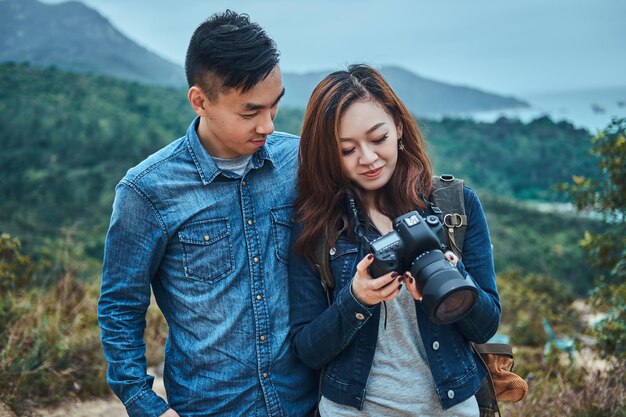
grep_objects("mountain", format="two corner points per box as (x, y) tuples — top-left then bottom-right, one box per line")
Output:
(0, 0), (186, 86)
(282, 66), (528, 116)
(0, 0), (527, 114)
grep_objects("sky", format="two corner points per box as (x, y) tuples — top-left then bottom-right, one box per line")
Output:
(41, 0), (626, 96)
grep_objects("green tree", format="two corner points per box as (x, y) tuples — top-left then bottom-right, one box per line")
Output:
(560, 117), (626, 362)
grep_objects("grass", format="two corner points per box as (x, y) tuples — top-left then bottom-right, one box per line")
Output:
(503, 359), (625, 417)
(0, 274), (167, 415)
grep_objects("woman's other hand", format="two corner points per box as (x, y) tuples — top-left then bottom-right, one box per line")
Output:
(351, 254), (403, 306)
(404, 250), (458, 301)
(444, 250), (459, 267)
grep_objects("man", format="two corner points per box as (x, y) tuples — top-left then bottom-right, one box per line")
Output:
(98, 11), (317, 417)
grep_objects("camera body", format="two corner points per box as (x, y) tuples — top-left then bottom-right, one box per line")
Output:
(367, 211), (477, 325)
(368, 211), (446, 277)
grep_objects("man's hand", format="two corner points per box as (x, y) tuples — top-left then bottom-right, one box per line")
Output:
(159, 409), (180, 417)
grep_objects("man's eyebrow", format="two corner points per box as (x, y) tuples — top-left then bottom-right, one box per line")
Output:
(241, 88), (286, 111)
(339, 122), (387, 141)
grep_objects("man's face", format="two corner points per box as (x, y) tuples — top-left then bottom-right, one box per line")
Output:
(193, 66), (285, 159)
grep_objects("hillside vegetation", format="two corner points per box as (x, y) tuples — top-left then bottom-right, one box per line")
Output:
(0, 63), (603, 291)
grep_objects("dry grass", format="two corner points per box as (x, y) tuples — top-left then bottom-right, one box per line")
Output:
(0, 274), (167, 416)
(502, 354), (625, 417)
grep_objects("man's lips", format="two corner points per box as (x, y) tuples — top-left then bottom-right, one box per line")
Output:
(250, 137), (266, 145)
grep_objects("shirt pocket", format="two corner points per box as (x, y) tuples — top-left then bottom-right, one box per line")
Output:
(178, 218), (234, 284)
(270, 205), (294, 265)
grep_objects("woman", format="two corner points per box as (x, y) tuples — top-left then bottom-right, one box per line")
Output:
(288, 64), (501, 416)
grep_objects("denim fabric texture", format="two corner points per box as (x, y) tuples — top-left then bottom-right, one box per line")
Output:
(99, 117), (317, 417)
(289, 186), (501, 411)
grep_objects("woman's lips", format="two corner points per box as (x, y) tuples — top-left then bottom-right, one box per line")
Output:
(362, 167), (383, 179)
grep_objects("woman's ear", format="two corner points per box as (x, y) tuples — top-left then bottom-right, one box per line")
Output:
(396, 122), (403, 141)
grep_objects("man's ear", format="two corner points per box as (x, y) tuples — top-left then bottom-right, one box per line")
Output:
(188, 86), (208, 116)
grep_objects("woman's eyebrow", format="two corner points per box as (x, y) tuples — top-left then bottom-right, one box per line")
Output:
(339, 122), (386, 141)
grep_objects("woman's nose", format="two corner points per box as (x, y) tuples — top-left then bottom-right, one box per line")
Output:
(359, 145), (378, 165)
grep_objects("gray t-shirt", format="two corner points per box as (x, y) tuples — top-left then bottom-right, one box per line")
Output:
(319, 289), (479, 416)
(212, 154), (252, 177)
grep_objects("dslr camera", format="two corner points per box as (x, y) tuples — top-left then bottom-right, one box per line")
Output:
(367, 211), (477, 325)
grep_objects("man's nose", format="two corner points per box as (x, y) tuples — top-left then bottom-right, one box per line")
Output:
(256, 111), (274, 135)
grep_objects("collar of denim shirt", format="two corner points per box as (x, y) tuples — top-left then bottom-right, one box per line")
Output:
(185, 116), (275, 185)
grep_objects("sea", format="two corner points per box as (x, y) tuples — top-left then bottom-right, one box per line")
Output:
(451, 86), (626, 134)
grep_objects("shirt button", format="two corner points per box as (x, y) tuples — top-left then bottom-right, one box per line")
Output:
(260, 335), (266, 341)
(253, 257), (260, 263)
(247, 219), (253, 225)
(447, 390), (455, 399)
(262, 373), (268, 378)
(355, 313), (365, 320)
(242, 181), (247, 186)
(432, 341), (440, 350)
(329, 247), (336, 256)
(256, 295), (262, 301)
(203, 235), (210, 241)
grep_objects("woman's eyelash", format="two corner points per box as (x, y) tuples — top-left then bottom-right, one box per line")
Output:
(373, 134), (389, 143)
(341, 148), (356, 155)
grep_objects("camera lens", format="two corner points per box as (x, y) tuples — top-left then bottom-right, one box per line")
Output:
(409, 251), (478, 325)
(433, 289), (477, 324)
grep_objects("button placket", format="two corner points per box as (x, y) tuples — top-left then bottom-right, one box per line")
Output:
(239, 178), (273, 403)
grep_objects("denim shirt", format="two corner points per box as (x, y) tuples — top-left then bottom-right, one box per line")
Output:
(98, 117), (317, 417)
(288, 187), (500, 411)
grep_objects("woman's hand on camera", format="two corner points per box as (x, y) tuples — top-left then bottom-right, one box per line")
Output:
(403, 271), (421, 301)
(444, 250), (459, 266)
(351, 254), (403, 307)
(404, 251), (459, 301)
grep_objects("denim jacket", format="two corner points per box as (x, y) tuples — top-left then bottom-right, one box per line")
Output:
(288, 186), (500, 411)
(98, 117), (317, 417)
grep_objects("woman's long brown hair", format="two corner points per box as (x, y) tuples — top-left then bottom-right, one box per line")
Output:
(295, 64), (433, 262)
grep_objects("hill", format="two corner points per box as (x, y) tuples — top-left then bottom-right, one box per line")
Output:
(282, 66), (529, 115)
(0, 0), (186, 86)
(0, 63), (604, 292)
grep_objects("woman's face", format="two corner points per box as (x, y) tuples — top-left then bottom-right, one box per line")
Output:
(338, 99), (402, 194)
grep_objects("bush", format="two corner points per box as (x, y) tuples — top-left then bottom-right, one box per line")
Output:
(0, 233), (33, 292)
(497, 271), (583, 347)
(503, 362), (625, 417)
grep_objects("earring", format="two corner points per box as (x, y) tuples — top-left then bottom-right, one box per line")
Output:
(398, 138), (405, 152)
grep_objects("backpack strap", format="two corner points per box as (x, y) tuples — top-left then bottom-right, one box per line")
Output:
(313, 234), (335, 305)
(430, 174), (467, 259)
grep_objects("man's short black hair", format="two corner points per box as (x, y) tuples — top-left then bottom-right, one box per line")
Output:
(185, 10), (280, 101)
